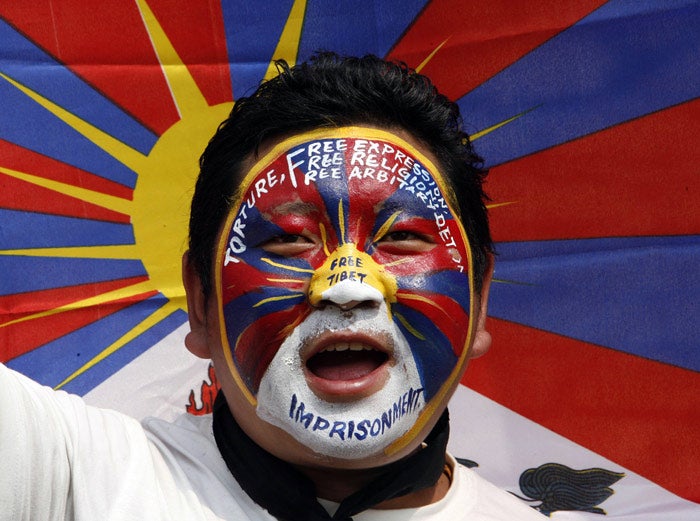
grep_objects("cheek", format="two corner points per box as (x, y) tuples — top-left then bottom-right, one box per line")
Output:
(379, 240), (472, 403)
(220, 247), (313, 396)
(228, 300), (310, 394)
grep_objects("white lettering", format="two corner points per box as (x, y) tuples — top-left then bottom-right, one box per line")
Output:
(286, 148), (305, 188)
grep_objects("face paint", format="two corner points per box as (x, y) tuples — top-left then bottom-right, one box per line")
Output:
(215, 127), (475, 458)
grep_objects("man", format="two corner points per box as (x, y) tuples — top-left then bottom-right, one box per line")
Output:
(1, 53), (543, 519)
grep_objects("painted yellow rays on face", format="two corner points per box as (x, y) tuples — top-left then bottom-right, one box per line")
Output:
(216, 127), (478, 457)
(308, 226), (399, 309)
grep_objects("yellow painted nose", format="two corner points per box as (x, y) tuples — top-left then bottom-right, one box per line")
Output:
(308, 243), (397, 308)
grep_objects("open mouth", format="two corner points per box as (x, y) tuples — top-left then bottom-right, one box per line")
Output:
(306, 342), (389, 381)
(303, 335), (392, 400)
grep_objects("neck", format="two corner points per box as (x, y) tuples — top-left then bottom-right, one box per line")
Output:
(296, 457), (451, 509)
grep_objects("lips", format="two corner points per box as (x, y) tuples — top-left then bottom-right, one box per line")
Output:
(303, 333), (392, 400)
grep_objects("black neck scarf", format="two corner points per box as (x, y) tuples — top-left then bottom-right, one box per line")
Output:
(212, 392), (450, 521)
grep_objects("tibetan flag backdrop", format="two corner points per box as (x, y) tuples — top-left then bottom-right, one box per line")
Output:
(1, 1), (698, 518)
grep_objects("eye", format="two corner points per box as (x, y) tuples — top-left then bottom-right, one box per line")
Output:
(376, 230), (434, 253)
(269, 234), (308, 244)
(261, 234), (316, 256)
(381, 231), (420, 242)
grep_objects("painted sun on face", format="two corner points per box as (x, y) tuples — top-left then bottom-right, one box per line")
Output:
(215, 127), (475, 458)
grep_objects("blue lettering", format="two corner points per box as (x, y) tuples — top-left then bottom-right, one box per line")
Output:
(289, 394), (298, 418)
(355, 420), (370, 440)
(295, 400), (314, 428)
(287, 387), (425, 442)
(312, 416), (330, 432)
(370, 419), (381, 437)
(347, 420), (355, 439)
(381, 411), (392, 433)
(329, 421), (346, 440)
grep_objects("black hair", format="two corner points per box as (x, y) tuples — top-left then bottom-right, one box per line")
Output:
(189, 52), (492, 299)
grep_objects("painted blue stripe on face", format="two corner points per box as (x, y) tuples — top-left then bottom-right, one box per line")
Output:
(393, 303), (456, 401)
(395, 270), (471, 311)
(289, 143), (351, 245)
(224, 203), (314, 274)
(223, 288), (306, 338)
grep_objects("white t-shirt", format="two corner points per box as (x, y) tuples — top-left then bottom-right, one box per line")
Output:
(0, 364), (543, 520)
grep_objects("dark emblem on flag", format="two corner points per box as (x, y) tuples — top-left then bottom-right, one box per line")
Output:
(455, 457), (479, 468)
(514, 463), (624, 516)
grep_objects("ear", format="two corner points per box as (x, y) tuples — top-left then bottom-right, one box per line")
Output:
(182, 251), (212, 359)
(468, 254), (494, 360)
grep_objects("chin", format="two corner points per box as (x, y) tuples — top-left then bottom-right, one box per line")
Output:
(255, 305), (427, 461)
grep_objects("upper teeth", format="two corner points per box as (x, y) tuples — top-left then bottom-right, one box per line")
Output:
(322, 342), (374, 353)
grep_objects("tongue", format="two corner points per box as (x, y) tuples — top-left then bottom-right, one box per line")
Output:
(307, 350), (385, 381)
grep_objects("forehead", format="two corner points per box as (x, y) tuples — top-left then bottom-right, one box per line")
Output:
(234, 127), (457, 212)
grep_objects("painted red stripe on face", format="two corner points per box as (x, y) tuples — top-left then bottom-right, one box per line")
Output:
(234, 303), (309, 393)
(397, 290), (470, 357)
(221, 261), (305, 305)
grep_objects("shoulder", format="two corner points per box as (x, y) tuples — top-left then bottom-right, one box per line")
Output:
(350, 455), (544, 521)
(142, 413), (277, 520)
(0, 365), (273, 520)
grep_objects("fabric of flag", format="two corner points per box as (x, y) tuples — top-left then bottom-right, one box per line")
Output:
(0, 1), (697, 519)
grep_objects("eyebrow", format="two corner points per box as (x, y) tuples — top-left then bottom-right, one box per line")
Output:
(374, 198), (432, 219)
(269, 201), (319, 215)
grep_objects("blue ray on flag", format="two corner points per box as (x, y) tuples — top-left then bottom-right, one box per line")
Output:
(0, 81), (137, 189)
(490, 235), (700, 371)
(60, 308), (188, 395)
(297, 0), (428, 59)
(0, 19), (156, 161)
(0, 210), (134, 249)
(221, 0), (297, 98)
(0, 256), (147, 295)
(6, 294), (176, 391)
(459, 0), (700, 166)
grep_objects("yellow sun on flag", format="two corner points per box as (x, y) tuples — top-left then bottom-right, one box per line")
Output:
(0, 0), (315, 389)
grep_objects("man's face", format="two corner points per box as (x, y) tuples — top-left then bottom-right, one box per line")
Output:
(213, 127), (477, 460)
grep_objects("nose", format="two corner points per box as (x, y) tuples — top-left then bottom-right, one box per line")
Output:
(314, 278), (384, 311)
(308, 243), (397, 309)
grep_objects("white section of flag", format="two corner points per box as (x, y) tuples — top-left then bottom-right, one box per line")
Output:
(448, 384), (700, 519)
(84, 323), (210, 421)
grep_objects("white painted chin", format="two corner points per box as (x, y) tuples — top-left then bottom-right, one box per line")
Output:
(255, 304), (425, 460)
